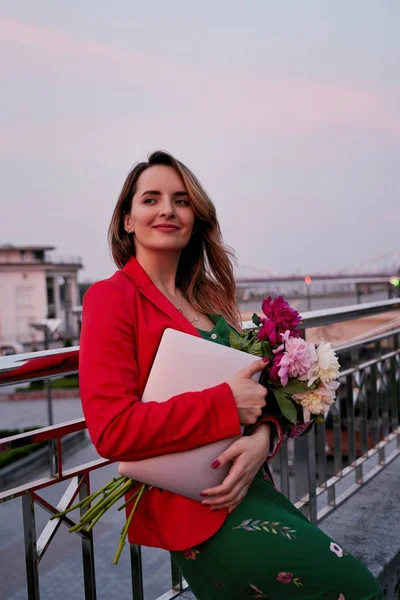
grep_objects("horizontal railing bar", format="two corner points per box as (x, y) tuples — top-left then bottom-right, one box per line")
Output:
(0, 345), (79, 387)
(335, 327), (400, 354)
(0, 457), (110, 503)
(0, 417), (86, 450)
(338, 348), (400, 378)
(155, 586), (190, 600)
(297, 298), (400, 329)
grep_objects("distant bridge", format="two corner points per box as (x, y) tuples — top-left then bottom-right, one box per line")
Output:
(235, 250), (400, 283)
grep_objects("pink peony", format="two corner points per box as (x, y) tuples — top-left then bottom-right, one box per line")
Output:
(277, 331), (317, 387)
(277, 572), (293, 584)
(258, 296), (301, 344)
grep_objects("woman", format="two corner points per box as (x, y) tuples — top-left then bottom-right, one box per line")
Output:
(79, 151), (383, 599)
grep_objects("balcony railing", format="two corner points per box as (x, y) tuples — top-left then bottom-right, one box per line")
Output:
(1, 298), (399, 600)
(44, 253), (83, 266)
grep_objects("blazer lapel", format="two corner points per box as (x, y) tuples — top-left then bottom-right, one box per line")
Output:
(122, 257), (201, 337)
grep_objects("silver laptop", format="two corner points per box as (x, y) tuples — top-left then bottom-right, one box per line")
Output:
(118, 328), (260, 501)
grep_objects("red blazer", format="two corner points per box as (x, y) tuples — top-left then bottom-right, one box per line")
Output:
(79, 257), (280, 551)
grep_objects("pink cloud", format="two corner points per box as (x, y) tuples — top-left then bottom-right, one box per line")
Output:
(1, 16), (399, 157)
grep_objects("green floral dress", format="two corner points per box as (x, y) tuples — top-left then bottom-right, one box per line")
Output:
(170, 316), (383, 600)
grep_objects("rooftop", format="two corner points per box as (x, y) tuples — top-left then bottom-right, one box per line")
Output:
(0, 244), (55, 252)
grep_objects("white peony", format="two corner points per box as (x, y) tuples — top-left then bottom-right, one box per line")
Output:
(307, 341), (340, 385)
(293, 381), (339, 416)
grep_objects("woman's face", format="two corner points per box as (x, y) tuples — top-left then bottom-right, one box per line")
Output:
(125, 165), (196, 255)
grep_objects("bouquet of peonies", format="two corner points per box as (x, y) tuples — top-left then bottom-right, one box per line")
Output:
(231, 295), (340, 435)
(52, 295), (339, 564)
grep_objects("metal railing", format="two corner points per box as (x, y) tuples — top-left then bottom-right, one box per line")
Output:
(1, 298), (400, 600)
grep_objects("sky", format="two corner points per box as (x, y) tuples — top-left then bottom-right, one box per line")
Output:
(1, 1), (399, 282)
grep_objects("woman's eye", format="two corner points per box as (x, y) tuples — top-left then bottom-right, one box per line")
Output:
(175, 199), (189, 206)
(143, 198), (157, 204)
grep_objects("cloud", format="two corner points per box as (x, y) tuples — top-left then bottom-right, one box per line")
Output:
(1, 15), (399, 162)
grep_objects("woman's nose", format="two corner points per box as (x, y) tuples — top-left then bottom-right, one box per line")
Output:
(159, 200), (175, 218)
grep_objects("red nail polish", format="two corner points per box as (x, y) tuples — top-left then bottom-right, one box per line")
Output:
(211, 460), (220, 469)
(200, 492), (207, 497)
(262, 357), (269, 363)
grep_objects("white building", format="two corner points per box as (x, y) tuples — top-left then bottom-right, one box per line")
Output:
(0, 244), (83, 346)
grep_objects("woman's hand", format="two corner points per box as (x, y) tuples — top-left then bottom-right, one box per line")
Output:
(226, 359), (268, 426)
(200, 424), (271, 513)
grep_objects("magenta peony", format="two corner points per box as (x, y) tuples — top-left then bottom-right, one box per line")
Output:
(258, 296), (301, 344)
(269, 351), (284, 381)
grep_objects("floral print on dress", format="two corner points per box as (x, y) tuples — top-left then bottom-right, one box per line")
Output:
(330, 542), (344, 557)
(250, 583), (269, 598)
(277, 572), (303, 587)
(233, 519), (297, 540)
(182, 548), (200, 560)
(338, 595), (345, 600)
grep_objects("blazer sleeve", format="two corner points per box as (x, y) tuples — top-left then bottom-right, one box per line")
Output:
(79, 280), (241, 462)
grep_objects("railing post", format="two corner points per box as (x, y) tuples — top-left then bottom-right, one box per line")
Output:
(170, 554), (184, 594)
(369, 364), (379, 447)
(130, 544), (144, 600)
(345, 374), (356, 466)
(79, 475), (97, 600)
(316, 420), (327, 488)
(22, 493), (40, 600)
(294, 432), (317, 522)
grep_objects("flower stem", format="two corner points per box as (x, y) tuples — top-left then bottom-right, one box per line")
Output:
(51, 476), (125, 521)
(117, 486), (142, 511)
(113, 484), (147, 565)
(69, 479), (134, 532)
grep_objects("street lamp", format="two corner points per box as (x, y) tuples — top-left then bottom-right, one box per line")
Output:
(304, 276), (312, 311)
(29, 319), (62, 426)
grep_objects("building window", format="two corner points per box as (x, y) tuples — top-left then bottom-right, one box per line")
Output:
(33, 250), (44, 261)
(20, 251), (26, 261)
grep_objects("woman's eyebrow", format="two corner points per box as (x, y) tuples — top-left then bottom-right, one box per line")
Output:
(141, 190), (161, 197)
(141, 190), (188, 197)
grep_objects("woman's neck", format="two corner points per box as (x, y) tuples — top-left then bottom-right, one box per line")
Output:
(135, 250), (180, 297)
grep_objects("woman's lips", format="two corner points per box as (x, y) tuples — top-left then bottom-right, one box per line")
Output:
(153, 225), (181, 232)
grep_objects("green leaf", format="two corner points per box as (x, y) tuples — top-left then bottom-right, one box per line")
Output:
(252, 313), (261, 326)
(273, 389), (297, 424)
(230, 331), (242, 350)
(279, 379), (310, 395)
(247, 340), (263, 357)
(260, 341), (274, 359)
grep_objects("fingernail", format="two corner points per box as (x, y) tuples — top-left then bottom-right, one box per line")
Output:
(211, 460), (220, 469)
(200, 492), (207, 497)
(262, 357), (269, 363)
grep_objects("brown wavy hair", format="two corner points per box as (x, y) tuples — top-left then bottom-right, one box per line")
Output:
(108, 150), (241, 328)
